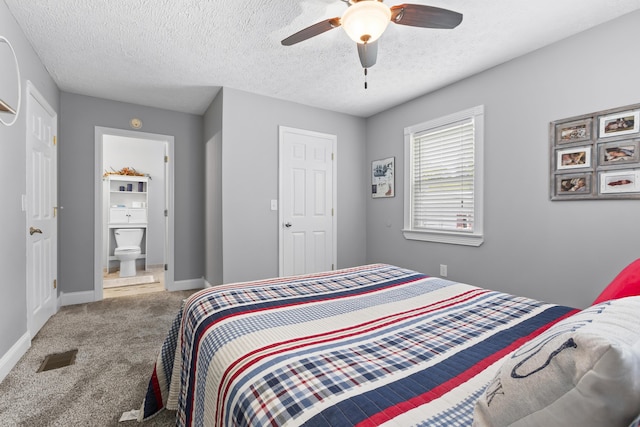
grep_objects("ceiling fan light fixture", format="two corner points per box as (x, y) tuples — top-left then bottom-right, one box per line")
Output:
(341, 0), (391, 44)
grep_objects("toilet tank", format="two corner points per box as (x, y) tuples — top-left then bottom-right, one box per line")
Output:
(114, 228), (143, 247)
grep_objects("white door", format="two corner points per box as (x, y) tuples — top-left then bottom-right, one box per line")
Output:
(279, 127), (336, 276)
(26, 82), (57, 337)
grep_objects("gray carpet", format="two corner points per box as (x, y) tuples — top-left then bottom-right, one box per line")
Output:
(0, 289), (196, 426)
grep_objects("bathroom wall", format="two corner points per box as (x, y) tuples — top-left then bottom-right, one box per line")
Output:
(103, 134), (166, 266)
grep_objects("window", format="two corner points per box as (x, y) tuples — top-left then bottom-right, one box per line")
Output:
(403, 105), (484, 246)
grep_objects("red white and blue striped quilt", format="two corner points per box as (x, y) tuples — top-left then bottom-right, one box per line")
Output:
(139, 264), (576, 426)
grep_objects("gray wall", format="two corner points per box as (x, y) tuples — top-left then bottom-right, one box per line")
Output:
(365, 10), (640, 309)
(203, 90), (223, 286)
(59, 92), (204, 292)
(0, 2), (59, 358)
(214, 88), (367, 283)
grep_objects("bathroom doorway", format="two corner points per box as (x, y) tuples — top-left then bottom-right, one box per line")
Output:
(94, 127), (174, 300)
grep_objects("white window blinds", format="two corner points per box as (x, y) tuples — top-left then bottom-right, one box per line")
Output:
(411, 118), (475, 232)
(404, 105), (484, 246)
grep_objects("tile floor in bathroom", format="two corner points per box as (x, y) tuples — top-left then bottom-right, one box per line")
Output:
(103, 265), (165, 298)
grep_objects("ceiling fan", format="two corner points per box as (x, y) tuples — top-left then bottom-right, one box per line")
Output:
(281, 0), (463, 86)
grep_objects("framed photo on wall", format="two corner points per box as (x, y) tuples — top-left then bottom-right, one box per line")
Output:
(598, 110), (639, 139)
(553, 172), (592, 199)
(556, 146), (591, 170)
(555, 118), (592, 144)
(599, 170), (640, 194)
(372, 157), (394, 198)
(598, 140), (640, 167)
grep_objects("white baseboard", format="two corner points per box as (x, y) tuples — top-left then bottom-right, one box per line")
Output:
(0, 332), (30, 383)
(169, 277), (205, 292)
(60, 290), (95, 306)
(59, 279), (203, 306)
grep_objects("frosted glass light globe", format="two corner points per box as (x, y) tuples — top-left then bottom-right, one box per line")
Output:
(341, 1), (391, 43)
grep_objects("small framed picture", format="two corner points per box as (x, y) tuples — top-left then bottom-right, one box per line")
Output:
(598, 140), (640, 167)
(555, 118), (592, 144)
(556, 146), (591, 170)
(598, 110), (639, 139)
(372, 157), (394, 198)
(599, 169), (640, 194)
(554, 173), (592, 198)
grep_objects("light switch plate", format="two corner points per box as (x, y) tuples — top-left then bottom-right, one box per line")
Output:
(440, 264), (448, 277)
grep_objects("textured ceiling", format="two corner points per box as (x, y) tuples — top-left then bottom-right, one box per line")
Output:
(5, 0), (640, 117)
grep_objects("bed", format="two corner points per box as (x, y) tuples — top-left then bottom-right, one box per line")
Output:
(139, 263), (640, 426)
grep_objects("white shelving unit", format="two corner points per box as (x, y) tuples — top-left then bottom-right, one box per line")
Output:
(105, 175), (149, 272)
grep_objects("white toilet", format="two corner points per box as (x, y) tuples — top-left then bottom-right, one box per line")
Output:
(114, 228), (143, 277)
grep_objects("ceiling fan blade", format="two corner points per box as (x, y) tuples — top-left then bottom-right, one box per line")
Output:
(357, 40), (378, 68)
(390, 4), (463, 29)
(281, 17), (341, 46)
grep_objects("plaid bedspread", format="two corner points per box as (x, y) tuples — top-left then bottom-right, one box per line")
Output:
(139, 264), (576, 426)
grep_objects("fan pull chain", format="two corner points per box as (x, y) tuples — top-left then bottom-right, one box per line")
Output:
(364, 68), (368, 90)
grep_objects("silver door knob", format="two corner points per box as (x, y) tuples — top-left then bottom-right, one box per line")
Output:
(29, 226), (42, 235)
(284, 222), (292, 228)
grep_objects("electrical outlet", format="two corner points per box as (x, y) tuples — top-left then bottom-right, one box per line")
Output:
(440, 264), (448, 277)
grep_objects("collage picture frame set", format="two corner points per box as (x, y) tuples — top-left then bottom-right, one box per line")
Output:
(550, 102), (640, 200)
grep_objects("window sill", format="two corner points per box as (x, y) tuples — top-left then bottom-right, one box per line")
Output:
(402, 229), (484, 247)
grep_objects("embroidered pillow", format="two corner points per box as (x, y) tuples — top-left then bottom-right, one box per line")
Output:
(593, 258), (640, 304)
(472, 296), (640, 427)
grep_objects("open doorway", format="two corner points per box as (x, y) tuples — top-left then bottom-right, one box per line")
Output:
(94, 127), (174, 300)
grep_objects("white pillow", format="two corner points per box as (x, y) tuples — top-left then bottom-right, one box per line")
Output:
(473, 296), (640, 427)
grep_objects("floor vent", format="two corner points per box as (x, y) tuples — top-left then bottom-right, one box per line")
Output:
(37, 349), (78, 373)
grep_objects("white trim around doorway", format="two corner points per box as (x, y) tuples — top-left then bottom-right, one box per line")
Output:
(94, 126), (175, 301)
